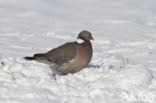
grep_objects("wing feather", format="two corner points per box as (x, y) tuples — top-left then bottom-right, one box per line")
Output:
(46, 42), (78, 65)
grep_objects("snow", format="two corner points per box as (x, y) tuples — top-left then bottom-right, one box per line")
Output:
(0, 0), (156, 103)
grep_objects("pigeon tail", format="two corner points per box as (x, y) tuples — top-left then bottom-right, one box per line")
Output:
(24, 53), (47, 61)
(24, 56), (34, 60)
(34, 54), (47, 60)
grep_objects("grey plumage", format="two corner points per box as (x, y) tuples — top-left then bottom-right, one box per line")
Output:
(46, 42), (78, 65)
(24, 30), (94, 75)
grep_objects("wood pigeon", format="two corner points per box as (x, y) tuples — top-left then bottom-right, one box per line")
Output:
(24, 30), (94, 75)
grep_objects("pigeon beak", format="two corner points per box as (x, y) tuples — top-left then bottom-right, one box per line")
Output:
(91, 37), (94, 41)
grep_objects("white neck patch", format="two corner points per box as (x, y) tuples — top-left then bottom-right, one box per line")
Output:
(76, 38), (85, 44)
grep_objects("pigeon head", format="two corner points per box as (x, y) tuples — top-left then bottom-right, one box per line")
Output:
(77, 31), (94, 44)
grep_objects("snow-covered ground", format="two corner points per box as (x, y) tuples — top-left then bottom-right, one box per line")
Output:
(0, 0), (156, 103)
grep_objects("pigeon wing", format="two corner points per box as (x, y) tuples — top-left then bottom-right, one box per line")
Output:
(46, 42), (78, 65)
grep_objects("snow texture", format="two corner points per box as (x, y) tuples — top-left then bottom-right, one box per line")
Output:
(0, 0), (156, 103)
